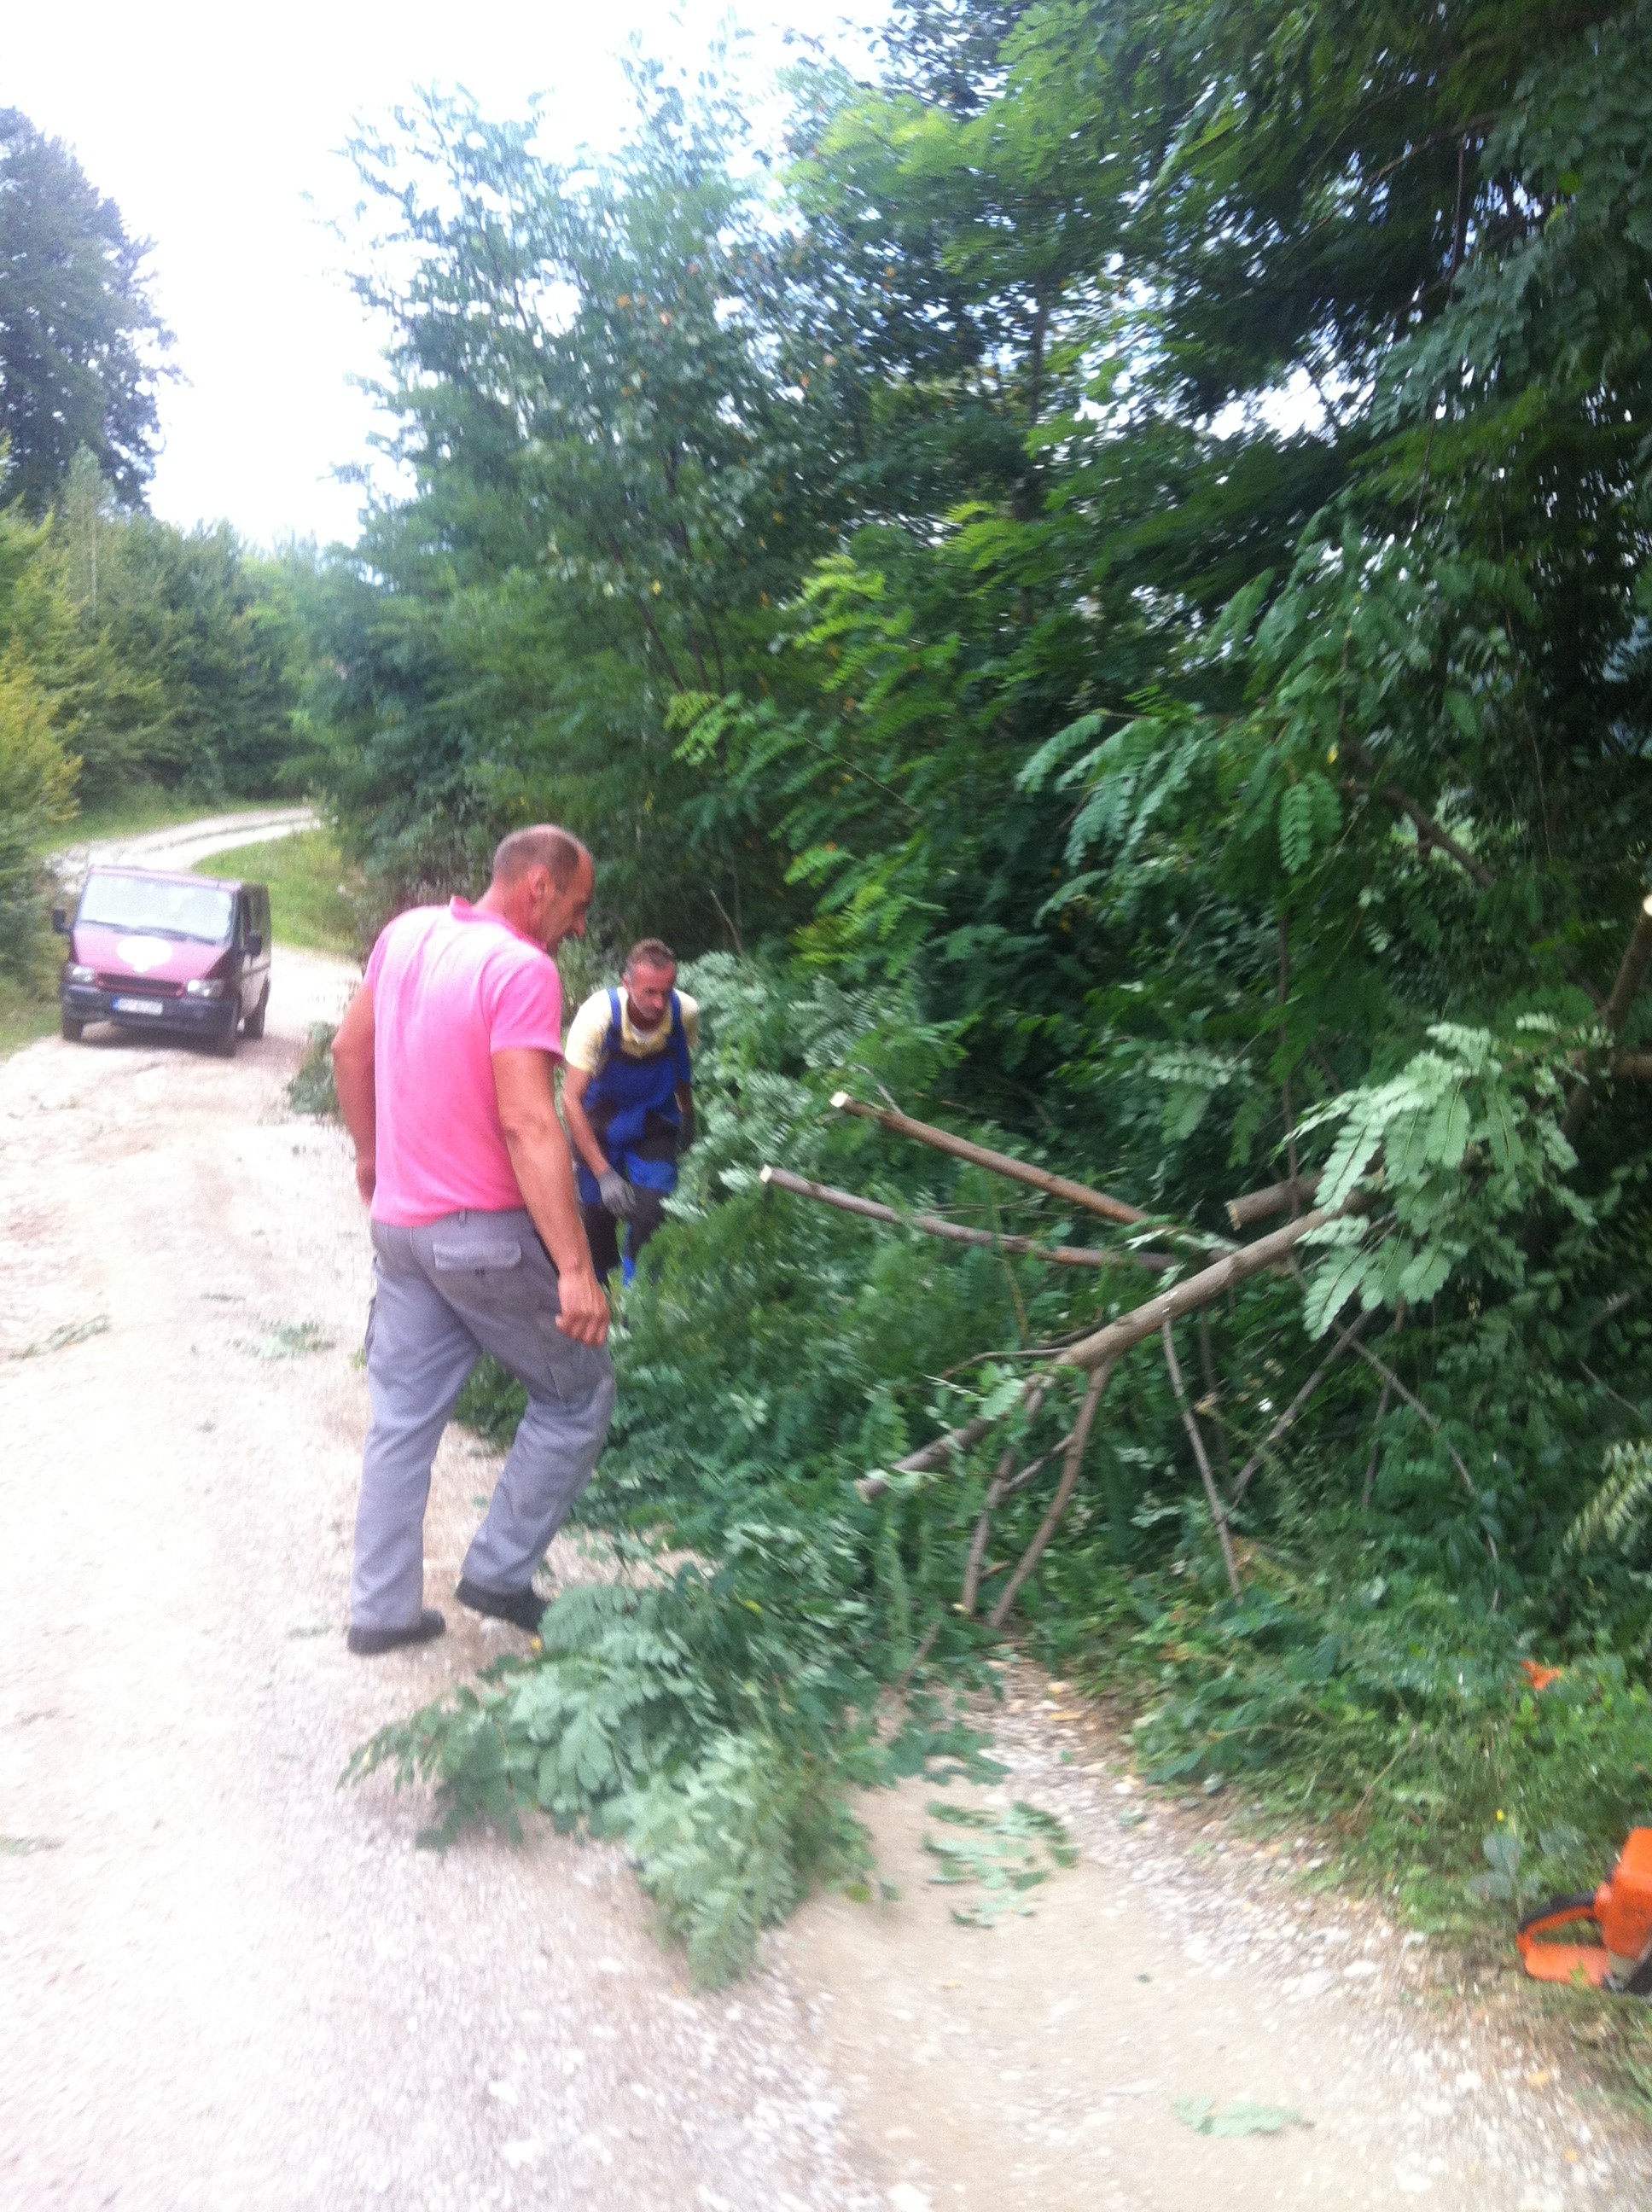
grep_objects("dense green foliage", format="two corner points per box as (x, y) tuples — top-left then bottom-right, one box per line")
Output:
(0, 459), (311, 990)
(337, 1), (1652, 1968)
(0, 505), (77, 988)
(11, 456), (307, 806)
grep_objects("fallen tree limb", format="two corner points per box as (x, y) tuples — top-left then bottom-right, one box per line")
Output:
(961, 1382), (1051, 1616)
(1161, 1322), (1242, 1597)
(875, 1412), (1000, 1487)
(1056, 1206), (1340, 1374)
(830, 1092), (1149, 1227)
(999, 1440), (1066, 1499)
(759, 1166), (1154, 1272)
(1361, 1373), (1395, 1510)
(1198, 1307), (1231, 1481)
(1231, 1307), (1378, 1502)
(1601, 894), (1652, 1034)
(988, 1363), (1114, 1629)
(1226, 1173), (1321, 1231)
(1342, 1333), (1481, 1514)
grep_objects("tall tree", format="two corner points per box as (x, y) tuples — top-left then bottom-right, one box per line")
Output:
(0, 110), (170, 515)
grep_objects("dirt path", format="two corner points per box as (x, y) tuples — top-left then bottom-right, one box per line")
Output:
(3, 942), (1649, 2210)
(0, 953), (871, 2212)
(50, 803), (320, 888)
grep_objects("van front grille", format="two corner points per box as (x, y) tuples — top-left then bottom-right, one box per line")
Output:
(97, 975), (183, 997)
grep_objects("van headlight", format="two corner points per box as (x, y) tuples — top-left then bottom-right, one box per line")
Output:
(184, 978), (227, 998)
(67, 964), (96, 983)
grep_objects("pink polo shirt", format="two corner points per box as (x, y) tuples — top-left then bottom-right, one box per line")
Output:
(365, 899), (564, 1226)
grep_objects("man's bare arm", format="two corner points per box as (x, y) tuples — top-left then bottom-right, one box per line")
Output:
(332, 985), (377, 1206)
(559, 1064), (612, 1180)
(493, 1049), (609, 1348)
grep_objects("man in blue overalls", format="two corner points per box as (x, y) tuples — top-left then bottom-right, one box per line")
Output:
(561, 938), (697, 1285)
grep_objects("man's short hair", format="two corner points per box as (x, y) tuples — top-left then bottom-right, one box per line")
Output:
(625, 937), (678, 975)
(492, 824), (586, 891)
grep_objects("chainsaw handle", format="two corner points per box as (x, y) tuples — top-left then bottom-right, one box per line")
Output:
(1516, 1895), (1598, 1941)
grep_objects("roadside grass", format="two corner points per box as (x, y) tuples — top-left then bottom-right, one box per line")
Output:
(0, 975), (59, 1058)
(0, 928), (67, 1060)
(30, 783), (262, 857)
(196, 830), (367, 959)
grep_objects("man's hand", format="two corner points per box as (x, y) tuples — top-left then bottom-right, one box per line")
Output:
(556, 1262), (610, 1347)
(331, 985), (378, 1208)
(493, 1047), (612, 1350)
(597, 1167), (635, 1219)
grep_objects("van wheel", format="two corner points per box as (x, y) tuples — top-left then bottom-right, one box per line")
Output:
(61, 1012), (84, 1042)
(213, 1017), (240, 1059)
(244, 984), (269, 1040)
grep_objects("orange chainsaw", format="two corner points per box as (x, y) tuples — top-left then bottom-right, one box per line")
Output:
(1518, 1829), (1652, 1992)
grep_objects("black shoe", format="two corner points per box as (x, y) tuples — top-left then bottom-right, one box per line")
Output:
(456, 1575), (550, 1635)
(346, 1608), (445, 1656)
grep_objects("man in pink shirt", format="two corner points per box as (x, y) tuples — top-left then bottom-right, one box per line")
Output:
(330, 824), (615, 1655)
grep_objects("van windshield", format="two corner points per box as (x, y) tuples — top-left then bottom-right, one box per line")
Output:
(78, 873), (235, 945)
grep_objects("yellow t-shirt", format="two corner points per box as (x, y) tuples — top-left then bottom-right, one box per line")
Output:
(563, 987), (700, 1078)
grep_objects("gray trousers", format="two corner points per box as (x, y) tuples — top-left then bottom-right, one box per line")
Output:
(349, 1208), (617, 1633)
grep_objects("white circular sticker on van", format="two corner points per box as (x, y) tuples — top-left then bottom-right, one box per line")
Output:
(114, 935), (172, 973)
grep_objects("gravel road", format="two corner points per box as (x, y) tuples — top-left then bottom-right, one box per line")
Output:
(50, 804), (320, 888)
(3, 934), (1650, 2211)
(0, 950), (875, 2212)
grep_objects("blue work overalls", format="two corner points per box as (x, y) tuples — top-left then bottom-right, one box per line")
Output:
(573, 989), (692, 1284)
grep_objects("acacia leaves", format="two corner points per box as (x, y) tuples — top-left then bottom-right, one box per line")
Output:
(1296, 1022), (1589, 1336)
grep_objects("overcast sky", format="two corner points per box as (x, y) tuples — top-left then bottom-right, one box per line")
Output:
(8, 1), (876, 550)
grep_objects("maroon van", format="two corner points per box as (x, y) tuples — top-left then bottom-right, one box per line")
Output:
(54, 868), (272, 1057)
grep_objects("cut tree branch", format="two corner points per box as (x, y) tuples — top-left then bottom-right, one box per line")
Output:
(961, 1382), (1050, 1615)
(1362, 1373), (1395, 1510)
(759, 1167), (1155, 1272)
(1601, 894), (1652, 1034)
(1161, 1323), (1242, 1596)
(870, 1412), (1000, 1491)
(1231, 1307), (1378, 1501)
(1341, 1333), (1480, 1511)
(1226, 1173), (1321, 1231)
(988, 1363), (1113, 1629)
(831, 1093), (1149, 1227)
(1057, 1207), (1342, 1374)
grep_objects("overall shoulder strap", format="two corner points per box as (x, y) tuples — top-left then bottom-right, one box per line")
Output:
(587, 987), (621, 1080)
(668, 991), (692, 1085)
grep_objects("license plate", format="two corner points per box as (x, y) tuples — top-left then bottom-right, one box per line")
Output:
(113, 997), (165, 1016)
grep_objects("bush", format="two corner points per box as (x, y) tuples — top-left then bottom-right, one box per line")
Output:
(287, 1023), (338, 1116)
(0, 649), (75, 983)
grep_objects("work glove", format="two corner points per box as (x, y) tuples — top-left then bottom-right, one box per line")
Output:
(597, 1168), (636, 1219)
